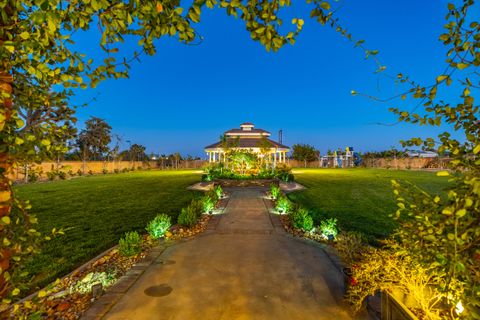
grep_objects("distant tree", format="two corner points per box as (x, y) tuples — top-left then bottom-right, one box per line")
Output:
(129, 144), (147, 162)
(76, 117), (112, 161)
(292, 144), (318, 167)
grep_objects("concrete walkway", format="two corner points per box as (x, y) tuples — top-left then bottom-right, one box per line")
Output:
(102, 188), (354, 320)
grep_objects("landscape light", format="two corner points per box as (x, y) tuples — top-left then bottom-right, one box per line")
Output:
(455, 301), (464, 315)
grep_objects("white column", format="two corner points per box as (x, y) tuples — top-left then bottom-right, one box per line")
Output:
(209, 152), (212, 163)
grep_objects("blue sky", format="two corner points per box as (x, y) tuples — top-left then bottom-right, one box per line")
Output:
(71, 0), (466, 157)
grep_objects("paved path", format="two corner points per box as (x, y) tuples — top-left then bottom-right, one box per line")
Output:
(102, 188), (354, 320)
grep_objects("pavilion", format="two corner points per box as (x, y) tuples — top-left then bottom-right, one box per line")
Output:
(204, 123), (290, 164)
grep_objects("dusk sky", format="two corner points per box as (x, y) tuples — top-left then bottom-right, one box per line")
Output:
(70, 0), (469, 157)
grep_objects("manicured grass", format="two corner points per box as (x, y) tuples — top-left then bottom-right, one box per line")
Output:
(14, 170), (201, 294)
(288, 168), (450, 241)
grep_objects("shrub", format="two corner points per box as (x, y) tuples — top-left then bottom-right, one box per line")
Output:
(319, 218), (338, 240)
(137, 166), (142, 170)
(121, 168), (129, 173)
(189, 199), (204, 217)
(201, 174), (212, 182)
(46, 171), (57, 181)
(202, 195), (215, 214)
(214, 185), (224, 199)
(102, 169), (108, 174)
(275, 194), (292, 214)
(274, 164), (294, 182)
(77, 169), (83, 176)
(70, 271), (117, 294)
(335, 231), (365, 266)
(114, 168), (120, 174)
(67, 169), (75, 177)
(58, 171), (67, 180)
(289, 207), (313, 231)
(88, 170), (94, 175)
(118, 231), (142, 257)
(177, 206), (197, 227)
(269, 183), (281, 200)
(146, 214), (171, 239)
(28, 171), (39, 182)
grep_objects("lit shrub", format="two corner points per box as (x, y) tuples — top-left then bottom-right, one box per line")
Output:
(202, 194), (216, 214)
(275, 194), (292, 214)
(334, 231), (365, 266)
(319, 218), (338, 240)
(102, 169), (108, 174)
(289, 207), (314, 231)
(269, 183), (281, 200)
(88, 170), (94, 175)
(118, 231), (142, 257)
(214, 185), (224, 199)
(70, 271), (117, 294)
(146, 214), (172, 239)
(114, 168), (120, 174)
(177, 206), (197, 227)
(77, 169), (83, 176)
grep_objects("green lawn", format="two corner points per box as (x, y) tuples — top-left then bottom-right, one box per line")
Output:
(288, 168), (450, 241)
(14, 170), (201, 294)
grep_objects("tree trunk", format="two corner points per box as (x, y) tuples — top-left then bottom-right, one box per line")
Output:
(0, 71), (14, 299)
(304, 159), (307, 168)
(24, 163), (29, 183)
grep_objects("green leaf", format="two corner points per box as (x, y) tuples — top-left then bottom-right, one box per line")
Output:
(20, 32), (30, 40)
(320, 2), (331, 10)
(436, 75), (448, 83)
(473, 144), (480, 155)
(455, 209), (466, 217)
(1, 216), (10, 225)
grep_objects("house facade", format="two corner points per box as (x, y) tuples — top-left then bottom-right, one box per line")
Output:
(204, 123), (290, 164)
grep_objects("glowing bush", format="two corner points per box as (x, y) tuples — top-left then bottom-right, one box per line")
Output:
(275, 194), (292, 214)
(178, 206), (197, 227)
(319, 218), (338, 240)
(269, 183), (281, 200)
(214, 185), (224, 199)
(118, 231), (142, 257)
(289, 207), (314, 231)
(70, 271), (117, 294)
(202, 196), (215, 214)
(146, 214), (172, 239)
